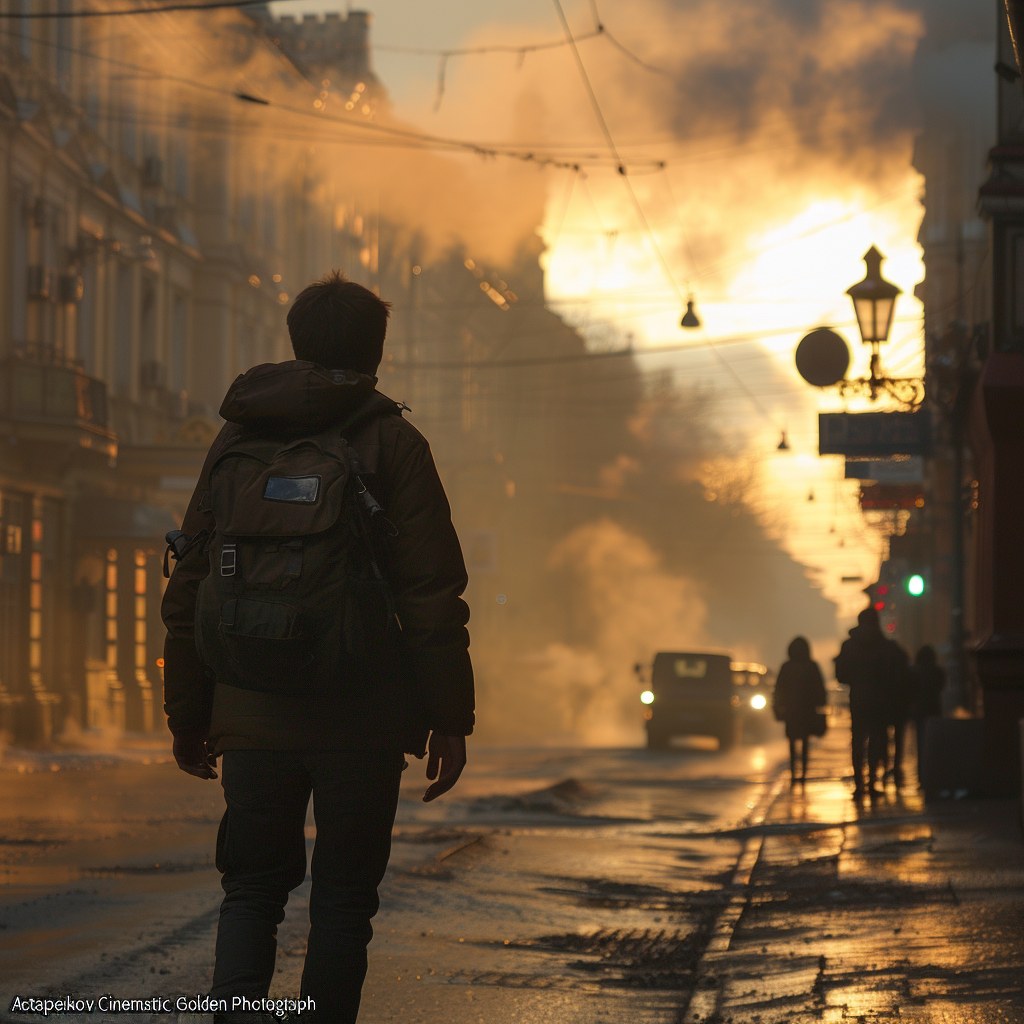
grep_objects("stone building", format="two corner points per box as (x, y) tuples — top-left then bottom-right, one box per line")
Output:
(0, 1), (381, 741)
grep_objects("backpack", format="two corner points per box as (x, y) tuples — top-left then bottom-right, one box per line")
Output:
(190, 413), (398, 697)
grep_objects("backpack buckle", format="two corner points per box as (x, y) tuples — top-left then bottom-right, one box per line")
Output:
(220, 539), (237, 577)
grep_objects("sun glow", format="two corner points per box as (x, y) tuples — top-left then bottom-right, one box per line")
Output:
(542, 168), (925, 630)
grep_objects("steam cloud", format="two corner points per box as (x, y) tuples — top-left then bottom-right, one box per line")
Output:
(132, 0), (952, 745)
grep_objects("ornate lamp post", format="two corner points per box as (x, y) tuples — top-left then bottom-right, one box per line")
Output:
(795, 246), (924, 408)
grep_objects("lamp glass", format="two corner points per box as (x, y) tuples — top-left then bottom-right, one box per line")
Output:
(876, 293), (896, 343)
(853, 296), (876, 343)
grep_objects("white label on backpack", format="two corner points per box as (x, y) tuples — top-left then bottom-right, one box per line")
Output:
(263, 475), (321, 503)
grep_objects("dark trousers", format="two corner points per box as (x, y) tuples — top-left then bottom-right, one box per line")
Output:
(788, 737), (809, 780)
(890, 716), (909, 783)
(210, 749), (404, 1023)
(850, 711), (887, 791)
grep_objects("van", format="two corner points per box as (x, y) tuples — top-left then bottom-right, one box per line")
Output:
(639, 652), (774, 749)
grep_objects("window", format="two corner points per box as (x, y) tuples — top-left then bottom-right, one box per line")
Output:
(85, 82), (100, 130)
(239, 194), (254, 235)
(114, 263), (133, 396)
(170, 293), (187, 395)
(121, 87), (136, 161)
(174, 122), (189, 198)
(0, 494), (28, 699)
(10, 190), (28, 343)
(263, 194), (276, 249)
(55, 0), (72, 91)
(77, 260), (97, 373)
(19, 0), (31, 60)
(139, 278), (157, 367)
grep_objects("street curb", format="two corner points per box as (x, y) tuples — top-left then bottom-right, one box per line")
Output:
(682, 762), (791, 1023)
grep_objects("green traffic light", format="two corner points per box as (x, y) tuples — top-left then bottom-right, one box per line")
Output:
(906, 573), (925, 596)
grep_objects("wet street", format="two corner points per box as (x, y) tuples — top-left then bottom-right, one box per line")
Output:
(0, 735), (783, 1022)
(1, 727), (1023, 1023)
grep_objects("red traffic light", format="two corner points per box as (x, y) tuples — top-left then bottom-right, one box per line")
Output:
(877, 585), (889, 595)
(874, 601), (885, 611)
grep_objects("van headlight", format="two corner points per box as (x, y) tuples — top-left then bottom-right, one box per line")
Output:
(750, 694), (767, 710)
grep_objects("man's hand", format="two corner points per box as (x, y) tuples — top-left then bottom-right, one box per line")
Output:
(173, 733), (218, 780)
(423, 733), (466, 802)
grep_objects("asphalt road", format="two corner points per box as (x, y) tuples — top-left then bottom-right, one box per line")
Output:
(0, 733), (791, 1023)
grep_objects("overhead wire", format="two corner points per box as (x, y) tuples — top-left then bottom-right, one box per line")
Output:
(4, 22), (924, 183)
(550, 0), (776, 427)
(0, 24), (666, 171)
(658, 166), (701, 290)
(389, 318), (869, 371)
(10, 12), (928, 404)
(543, 167), (579, 263)
(584, 0), (670, 77)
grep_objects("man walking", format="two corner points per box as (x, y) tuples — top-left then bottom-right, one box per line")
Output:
(885, 637), (914, 788)
(162, 271), (474, 1023)
(834, 607), (904, 799)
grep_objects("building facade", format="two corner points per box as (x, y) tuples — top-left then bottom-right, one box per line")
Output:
(0, 0), (382, 741)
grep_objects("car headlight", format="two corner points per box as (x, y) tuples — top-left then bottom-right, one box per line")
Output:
(750, 694), (767, 710)
(640, 690), (655, 705)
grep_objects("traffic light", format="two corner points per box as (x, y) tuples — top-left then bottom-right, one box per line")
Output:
(903, 570), (929, 597)
(864, 580), (898, 633)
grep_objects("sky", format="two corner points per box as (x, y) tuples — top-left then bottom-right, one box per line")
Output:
(266, 0), (987, 634)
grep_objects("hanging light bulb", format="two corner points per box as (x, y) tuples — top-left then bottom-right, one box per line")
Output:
(680, 297), (701, 329)
(777, 431), (790, 451)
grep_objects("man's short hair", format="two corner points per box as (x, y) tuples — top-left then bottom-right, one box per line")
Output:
(287, 271), (391, 376)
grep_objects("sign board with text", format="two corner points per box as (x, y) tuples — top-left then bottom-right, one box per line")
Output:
(819, 411), (931, 457)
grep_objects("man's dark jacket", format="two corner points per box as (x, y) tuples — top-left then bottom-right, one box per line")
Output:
(834, 622), (908, 721)
(161, 361), (474, 755)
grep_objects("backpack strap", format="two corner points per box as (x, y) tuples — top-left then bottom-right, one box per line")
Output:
(338, 392), (403, 476)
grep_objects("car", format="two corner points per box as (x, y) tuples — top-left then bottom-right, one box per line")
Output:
(637, 652), (775, 750)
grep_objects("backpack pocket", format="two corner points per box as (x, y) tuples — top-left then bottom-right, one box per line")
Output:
(218, 597), (313, 692)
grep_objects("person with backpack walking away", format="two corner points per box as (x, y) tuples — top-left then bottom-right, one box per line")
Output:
(161, 271), (474, 1024)
(772, 637), (827, 784)
(834, 606), (905, 800)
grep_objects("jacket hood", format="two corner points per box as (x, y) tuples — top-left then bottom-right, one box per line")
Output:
(219, 361), (397, 434)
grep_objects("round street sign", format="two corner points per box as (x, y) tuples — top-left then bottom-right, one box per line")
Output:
(795, 328), (851, 387)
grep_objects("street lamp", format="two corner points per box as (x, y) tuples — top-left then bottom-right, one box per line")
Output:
(794, 245), (924, 407)
(680, 297), (701, 329)
(847, 246), (901, 346)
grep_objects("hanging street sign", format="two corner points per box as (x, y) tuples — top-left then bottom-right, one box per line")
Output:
(844, 456), (924, 484)
(858, 484), (925, 510)
(819, 411), (931, 457)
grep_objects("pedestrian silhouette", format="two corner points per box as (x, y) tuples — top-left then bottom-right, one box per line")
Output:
(772, 636), (827, 784)
(909, 644), (946, 788)
(884, 634), (913, 788)
(835, 607), (906, 799)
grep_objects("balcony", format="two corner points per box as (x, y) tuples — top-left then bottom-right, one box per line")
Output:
(0, 346), (117, 458)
